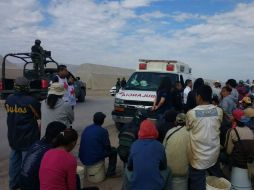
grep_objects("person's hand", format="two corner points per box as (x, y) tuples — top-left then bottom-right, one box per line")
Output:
(151, 105), (158, 111)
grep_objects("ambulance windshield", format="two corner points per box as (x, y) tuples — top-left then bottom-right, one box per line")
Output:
(125, 72), (178, 91)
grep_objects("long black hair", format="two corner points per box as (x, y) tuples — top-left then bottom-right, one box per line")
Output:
(53, 128), (78, 147)
(46, 94), (63, 109)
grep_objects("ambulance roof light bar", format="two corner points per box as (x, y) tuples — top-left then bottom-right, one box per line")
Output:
(139, 59), (178, 63)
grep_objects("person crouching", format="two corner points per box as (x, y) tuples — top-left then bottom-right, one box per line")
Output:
(122, 120), (171, 190)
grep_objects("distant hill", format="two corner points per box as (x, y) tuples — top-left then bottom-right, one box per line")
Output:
(0, 55), (22, 78)
(76, 63), (134, 90)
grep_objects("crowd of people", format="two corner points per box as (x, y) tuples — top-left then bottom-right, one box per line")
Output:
(4, 71), (254, 190)
(4, 64), (99, 190)
(118, 78), (254, 190)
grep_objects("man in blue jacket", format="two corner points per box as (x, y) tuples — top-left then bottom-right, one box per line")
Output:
(5, 77), (41, 190)
(79, 112), (117, 176)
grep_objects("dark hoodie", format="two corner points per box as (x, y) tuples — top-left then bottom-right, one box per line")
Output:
(127, 120), (167, 190)
(186, 78), (204, 112)
(5, 92), (41, 151)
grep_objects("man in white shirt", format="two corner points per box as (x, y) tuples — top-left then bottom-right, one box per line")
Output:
(51, 65), (70, 102)
(186, 85), (223, 190)
(183, 79), (192, 104)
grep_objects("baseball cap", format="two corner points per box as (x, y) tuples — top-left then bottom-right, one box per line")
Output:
(232, 109), (250, 123)
(240, 97), (252, 104)
(48, 83), (65, 96)
(176, 113), (186, 124)
(15, 77), (29, 86)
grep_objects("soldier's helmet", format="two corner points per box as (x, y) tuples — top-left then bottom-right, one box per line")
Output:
(35, 39), (41, 45)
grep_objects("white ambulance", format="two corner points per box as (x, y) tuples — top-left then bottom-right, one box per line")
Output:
(112, 59), (192, 129)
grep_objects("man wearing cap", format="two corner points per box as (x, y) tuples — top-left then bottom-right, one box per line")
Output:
(41, 82), (74, 136)
(20, 121), (67, 190)
(5, 77), (41, 190)
(212, 80), (221, 99)
(163, 113), (189, 184)
(79, 112), (117, 177)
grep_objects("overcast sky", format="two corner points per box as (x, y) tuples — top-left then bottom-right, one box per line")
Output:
(0, 0), (254, 81)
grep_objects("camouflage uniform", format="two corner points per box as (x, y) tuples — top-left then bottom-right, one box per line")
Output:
(31, 44), (44, 75)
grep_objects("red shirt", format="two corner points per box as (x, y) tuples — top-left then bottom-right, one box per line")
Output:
(39, 149), (77, 190)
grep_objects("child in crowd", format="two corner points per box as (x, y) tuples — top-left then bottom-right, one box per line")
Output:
(68, 76), (77, 109)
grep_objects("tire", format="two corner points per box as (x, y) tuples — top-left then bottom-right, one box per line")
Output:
(78, 89), (85, 102)
(115, 122), (124, 131)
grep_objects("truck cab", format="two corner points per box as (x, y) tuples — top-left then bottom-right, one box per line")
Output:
(112, 59), (192, 129)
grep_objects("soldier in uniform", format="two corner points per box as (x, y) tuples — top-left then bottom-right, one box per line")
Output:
(31, 39), (44, 75)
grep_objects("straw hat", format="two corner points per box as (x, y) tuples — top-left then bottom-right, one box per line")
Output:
(48, 83), (65, 96)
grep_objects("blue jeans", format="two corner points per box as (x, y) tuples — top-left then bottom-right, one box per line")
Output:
(9, 150), (27, 189)
(189, 163), (225, 190)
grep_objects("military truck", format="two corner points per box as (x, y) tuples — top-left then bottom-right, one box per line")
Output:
(0, 52), (86, 101)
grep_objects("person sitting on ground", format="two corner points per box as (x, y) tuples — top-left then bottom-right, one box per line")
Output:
(41, 82), (74, 136)
(122, 120), (171, 190)
(163, 113), (189, 189)
(39, 128), (78, 190)
(117, 109), (148, 164)
(20, 121), (67, 190)
(156, 109), (178, 143)
(219, 86), (236, 116)
(79, 112), (117, 177)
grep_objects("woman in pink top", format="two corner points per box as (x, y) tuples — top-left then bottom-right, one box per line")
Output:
(39, 128), (78, 190)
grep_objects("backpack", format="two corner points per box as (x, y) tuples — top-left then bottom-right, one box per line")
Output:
(117, 128), (136, 163)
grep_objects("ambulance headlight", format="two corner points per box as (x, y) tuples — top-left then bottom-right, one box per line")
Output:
(115, 98), (124, 104)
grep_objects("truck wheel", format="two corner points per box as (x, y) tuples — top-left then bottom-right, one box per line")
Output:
(78, 89), (85, 102)
(115, 122), (124, 131)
